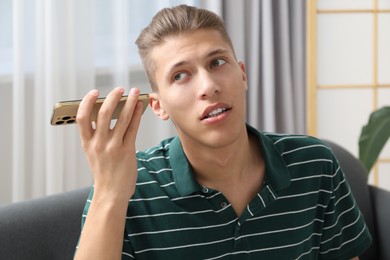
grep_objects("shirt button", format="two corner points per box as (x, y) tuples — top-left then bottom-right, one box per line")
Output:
(220, 201), (228, 208)
(202, 187), (209, 193)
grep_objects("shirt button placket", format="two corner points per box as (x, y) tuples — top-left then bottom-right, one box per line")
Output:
(220, 201), (228, 208)
(234, 222), (241, 250)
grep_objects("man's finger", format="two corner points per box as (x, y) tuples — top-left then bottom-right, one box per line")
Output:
(95, 87), (125, 135)
(123, 100), (143, 146)
(114, 88), (141, 139)
(77, 89), (99, 141)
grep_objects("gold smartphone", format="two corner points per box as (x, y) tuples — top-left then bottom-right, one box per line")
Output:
(50, 94), (150, 126)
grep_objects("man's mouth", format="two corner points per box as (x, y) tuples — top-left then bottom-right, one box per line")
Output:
(204, 108), (229, 119)
(201, 104), (231, 120)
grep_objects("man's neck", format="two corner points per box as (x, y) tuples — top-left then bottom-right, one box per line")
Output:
(180, 127), (263, 189)
(180, 126), (265, 216)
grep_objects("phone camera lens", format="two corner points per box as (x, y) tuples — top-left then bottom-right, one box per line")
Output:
(62, 116), (71, 120)
(55, 121), (65, 125)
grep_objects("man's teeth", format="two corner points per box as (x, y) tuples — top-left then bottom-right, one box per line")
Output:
(206, 108), (227, 118)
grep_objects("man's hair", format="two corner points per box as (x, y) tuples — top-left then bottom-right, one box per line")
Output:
(135, 4), (234, 91)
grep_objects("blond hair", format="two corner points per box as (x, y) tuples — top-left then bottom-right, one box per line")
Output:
(135, 5), (234, 91)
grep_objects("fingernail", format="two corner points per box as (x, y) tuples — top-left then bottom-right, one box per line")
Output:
(89, 89), (99, 96)
(130, 88), (139, 96)
(115, 87), (125, 93)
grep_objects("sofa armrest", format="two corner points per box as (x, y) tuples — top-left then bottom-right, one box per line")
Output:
(0, 187), (90, 260)
(370, 186), (390, 260)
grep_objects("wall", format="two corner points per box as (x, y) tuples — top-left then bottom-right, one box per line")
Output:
(0, 80), (13, 203)
(307, 0), (390, 190)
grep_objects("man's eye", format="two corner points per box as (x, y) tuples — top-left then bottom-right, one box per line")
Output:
(210, 59), (226, 68)
(173, 72), (188, 81)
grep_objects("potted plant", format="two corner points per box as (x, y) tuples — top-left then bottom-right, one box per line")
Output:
(359, 106), (390, 173)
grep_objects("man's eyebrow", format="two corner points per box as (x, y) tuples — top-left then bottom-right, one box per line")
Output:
(167, 61), (188, 76)
(206, 48), (229, 58)
(166, 48), (230, 75)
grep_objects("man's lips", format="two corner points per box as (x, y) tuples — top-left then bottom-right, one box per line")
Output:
(200, 104), (231, 120)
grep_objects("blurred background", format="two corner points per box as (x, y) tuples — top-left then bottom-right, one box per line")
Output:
(307, 0), (390, 193)
(0, 0), (388, 204)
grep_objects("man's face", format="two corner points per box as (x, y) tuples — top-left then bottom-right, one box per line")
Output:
(149, 29), (248, 150)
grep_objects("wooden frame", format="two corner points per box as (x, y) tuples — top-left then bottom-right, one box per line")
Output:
(306, 0), (390, 186)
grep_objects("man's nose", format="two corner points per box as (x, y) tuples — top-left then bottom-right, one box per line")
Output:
(197, 70), (221, 99)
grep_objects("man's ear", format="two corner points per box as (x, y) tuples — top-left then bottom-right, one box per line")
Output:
(148, 93), (169, 120)
(238, 61), (248, 90)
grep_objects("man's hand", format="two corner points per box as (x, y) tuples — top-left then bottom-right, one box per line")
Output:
(77, 87), (143, 202)
(74, 87), (144, 260)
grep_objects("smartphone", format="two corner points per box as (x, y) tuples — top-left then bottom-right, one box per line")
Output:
(50, 94), (150, 126)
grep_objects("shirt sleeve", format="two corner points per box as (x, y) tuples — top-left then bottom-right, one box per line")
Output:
(318, 154), (372, 259)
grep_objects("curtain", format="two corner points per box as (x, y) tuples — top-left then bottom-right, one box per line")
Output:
(9, 0), (97, 202)
(1, 0), (214, 204)
(222, 0), (306, 134)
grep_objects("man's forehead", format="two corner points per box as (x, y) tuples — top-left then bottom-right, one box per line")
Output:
(151, 31), (233, 70)
(168, 48), (230, 69)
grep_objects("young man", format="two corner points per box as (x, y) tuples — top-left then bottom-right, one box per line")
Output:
(75, 5), (371, 260)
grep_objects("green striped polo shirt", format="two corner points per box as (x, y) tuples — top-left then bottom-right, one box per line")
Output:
(82, 124), (371, 259)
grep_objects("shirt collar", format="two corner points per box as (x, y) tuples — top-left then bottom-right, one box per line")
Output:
(169, 137), (203, 196)
(246, 124), (291, 192)
(169, 124), (291, 197)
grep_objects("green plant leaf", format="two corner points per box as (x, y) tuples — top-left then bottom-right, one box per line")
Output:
(359, 106), (390, 172)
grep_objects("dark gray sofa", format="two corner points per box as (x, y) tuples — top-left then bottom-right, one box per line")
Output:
(324, 140), (390, 260)
(0, 187), (90, 260)
(0, 140), (389, 259)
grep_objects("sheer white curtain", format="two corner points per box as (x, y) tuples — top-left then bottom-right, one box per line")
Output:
(1, 0), (219, 204)
(9, 0), (96, 203)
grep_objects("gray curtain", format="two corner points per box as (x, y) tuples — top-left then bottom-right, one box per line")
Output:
(222, 0), (306, 134)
